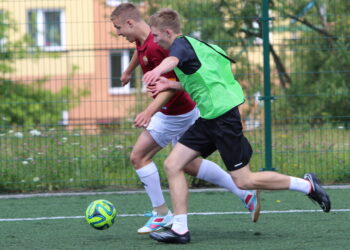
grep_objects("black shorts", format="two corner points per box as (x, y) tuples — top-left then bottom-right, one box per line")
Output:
(178, 106), (253, 171)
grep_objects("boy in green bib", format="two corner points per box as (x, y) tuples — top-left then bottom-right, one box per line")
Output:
(143, 8), (331, 244)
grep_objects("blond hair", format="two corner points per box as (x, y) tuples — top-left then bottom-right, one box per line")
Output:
(110, 3), (141, 22)
(149, 8), (181, 33)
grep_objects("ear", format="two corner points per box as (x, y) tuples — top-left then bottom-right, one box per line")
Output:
(165, 28), (172, 36)
(126, 19), (134, 28)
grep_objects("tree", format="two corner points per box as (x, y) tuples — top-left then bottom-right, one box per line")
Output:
(271, 0), (350, 126)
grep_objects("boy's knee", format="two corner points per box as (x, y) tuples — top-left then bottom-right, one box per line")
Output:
(233, 176), (254, 190)
(130, 152), (137, 165)
(130, 151), (145, 169)
(164, 158), (178, 176)
(236, 181), (250, 190)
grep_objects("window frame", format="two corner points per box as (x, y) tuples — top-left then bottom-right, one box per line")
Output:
(109, 49), (135, 95)
(27, 8), (66, 52)
(106, 0), (128, 7)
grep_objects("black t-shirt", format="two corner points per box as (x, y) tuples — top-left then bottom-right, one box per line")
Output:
(169, 37), (201, 75)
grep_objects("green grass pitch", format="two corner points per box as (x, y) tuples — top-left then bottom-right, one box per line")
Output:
(0, 189), (349, 249)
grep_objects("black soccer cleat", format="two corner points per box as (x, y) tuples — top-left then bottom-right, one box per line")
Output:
(161, 223), (172, 230)
(149, 229), (191, 244)
(304, 173), (331, 212)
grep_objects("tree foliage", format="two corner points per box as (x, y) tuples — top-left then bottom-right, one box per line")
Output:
(130, 0), (349, 126)
(271, 0), (350, 125)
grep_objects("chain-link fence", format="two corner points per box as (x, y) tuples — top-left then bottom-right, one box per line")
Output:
(0, 0), (349, 192)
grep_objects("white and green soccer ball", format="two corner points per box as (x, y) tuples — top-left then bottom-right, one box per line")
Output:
(85, 199), (117, 230)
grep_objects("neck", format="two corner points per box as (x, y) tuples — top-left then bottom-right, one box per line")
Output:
(135, 21), (151, 45)
(170, 33), (182, 43)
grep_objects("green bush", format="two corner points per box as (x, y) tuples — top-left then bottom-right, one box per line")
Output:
(0, 79), (72, 131)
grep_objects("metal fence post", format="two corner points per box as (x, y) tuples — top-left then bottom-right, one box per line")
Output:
(260, 0), (276, 171)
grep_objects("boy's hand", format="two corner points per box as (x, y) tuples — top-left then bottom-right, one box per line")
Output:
(143, 69), (161, 84)
(121, 71), (131, 86)
(134, 110), (152, 128)
(147, 77), (171, 97)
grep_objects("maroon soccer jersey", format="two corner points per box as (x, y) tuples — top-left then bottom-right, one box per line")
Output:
(136, 33), (195, 115)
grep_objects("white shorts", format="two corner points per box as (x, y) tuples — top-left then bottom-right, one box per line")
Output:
(146, 107), (200, 148)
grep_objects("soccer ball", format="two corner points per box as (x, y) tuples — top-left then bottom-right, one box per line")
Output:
(85, 199), (117, 230)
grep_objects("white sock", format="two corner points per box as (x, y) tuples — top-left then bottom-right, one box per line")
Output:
(171, 214), (188, 234)
(197, 159), (246, 200)
(136, 162), (165, 208)
(289, 176), (311, 194)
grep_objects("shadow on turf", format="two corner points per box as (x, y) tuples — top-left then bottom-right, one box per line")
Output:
(190, 227), (288, 245)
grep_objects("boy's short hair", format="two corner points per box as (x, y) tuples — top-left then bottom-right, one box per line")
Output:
(149, 8), (181, 33)
(110, 3), (141, 22)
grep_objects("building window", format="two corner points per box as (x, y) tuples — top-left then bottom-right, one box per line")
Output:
(0, 10), (6, 50)
(27, 9), (65, 51)
(109, 49), (136, 94)
(106, 0), (128, 7)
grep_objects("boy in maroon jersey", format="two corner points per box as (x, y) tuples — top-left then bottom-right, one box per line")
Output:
(110, 3), (260, 234)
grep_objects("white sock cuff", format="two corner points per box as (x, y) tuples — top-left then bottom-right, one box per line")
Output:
(174, 214), (187, 220)
(289, 176), (310, 194)
(196, 159), (208, 179)
(172, 214), (188, 234)
(135, 162), (158, 178)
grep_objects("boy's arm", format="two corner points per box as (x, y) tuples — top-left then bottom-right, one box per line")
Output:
(142, 56), (179, 84)
(134, 89), (176, 128)
(121, 50), (139, 86)
(147, 77), (183, 97)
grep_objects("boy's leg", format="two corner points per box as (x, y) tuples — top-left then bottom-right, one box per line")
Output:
(184, 158), (245, 197)
(134, 108), (198, 234)
(230, 165), (291, 190)
(211, 107), (330, 213)
(184, 158), (260, 222)
(149, 143), (199, 244)
(131, 130), (162, 169)
(160, 143), (198, 233)
(230, 165), (331, 212)
(164, 143), (198, 216)
(131, 130), (172, 233)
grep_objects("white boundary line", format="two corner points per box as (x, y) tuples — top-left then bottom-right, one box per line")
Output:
(1, 209), (350, 222)
(0, 185), (349, 199)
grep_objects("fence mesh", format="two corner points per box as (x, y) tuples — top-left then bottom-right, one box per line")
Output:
(0, 0), (349, 192)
